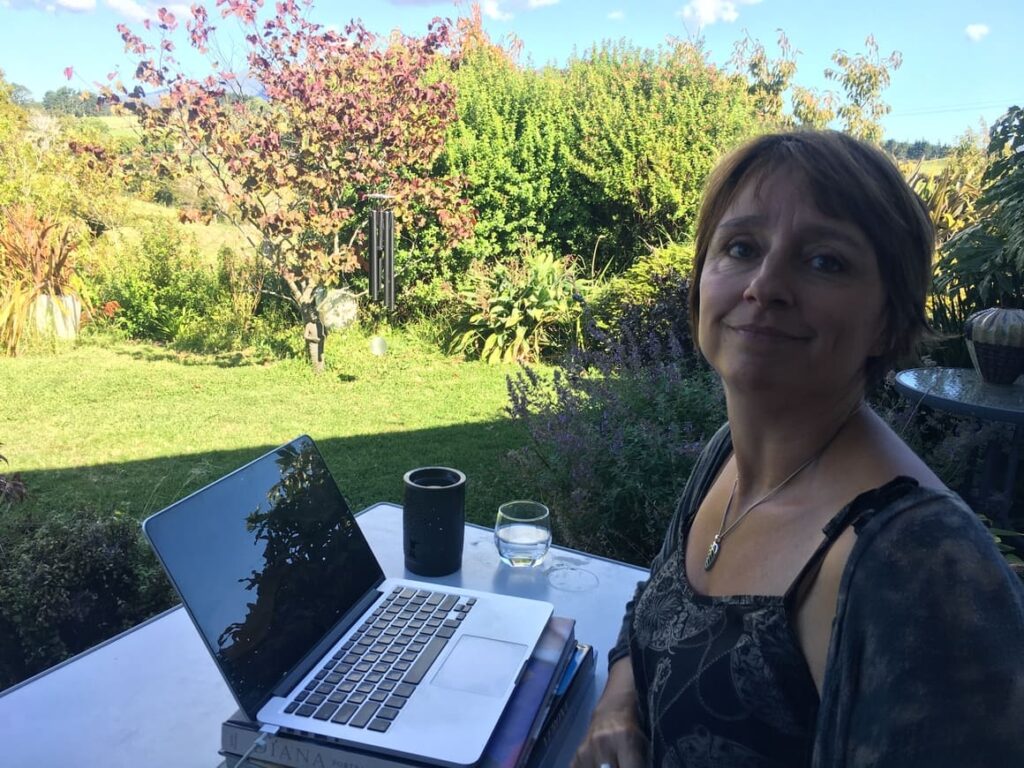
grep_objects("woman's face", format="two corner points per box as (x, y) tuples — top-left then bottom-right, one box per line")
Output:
(697, 168), (887, 400)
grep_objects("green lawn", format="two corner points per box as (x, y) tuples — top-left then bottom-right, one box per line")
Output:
(0, 328), (540, 530)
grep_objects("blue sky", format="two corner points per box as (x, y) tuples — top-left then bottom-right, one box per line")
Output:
(0, 0), (1020, 144)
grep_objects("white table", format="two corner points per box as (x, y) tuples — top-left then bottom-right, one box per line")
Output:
(0, 503), (647, 768)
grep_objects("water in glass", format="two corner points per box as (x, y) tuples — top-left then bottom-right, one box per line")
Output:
(495, 501), (551, 567)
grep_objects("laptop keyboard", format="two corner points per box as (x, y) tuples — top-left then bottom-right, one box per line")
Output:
(284, 587), (476, 734)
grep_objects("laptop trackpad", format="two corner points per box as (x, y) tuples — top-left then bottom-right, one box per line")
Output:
(430, 635), (527, 697)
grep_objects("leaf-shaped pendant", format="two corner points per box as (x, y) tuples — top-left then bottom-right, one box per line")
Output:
(704, 535), (721, 571)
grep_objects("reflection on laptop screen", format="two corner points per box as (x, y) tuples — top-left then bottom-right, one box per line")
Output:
(144, 436), (385, 716)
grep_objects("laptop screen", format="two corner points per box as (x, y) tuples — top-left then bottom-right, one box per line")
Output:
(144, 436), (385, 717)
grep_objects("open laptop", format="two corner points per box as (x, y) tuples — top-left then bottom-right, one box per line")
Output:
(142, 435), (553, 767)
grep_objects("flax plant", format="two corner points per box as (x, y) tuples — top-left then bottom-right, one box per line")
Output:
(0, 205), (83, 354)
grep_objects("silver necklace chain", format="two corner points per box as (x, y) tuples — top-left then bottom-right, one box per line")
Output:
(704, 402), (863, 572)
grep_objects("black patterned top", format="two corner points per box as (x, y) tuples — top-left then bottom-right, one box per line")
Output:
(609, 423), (1024, 768)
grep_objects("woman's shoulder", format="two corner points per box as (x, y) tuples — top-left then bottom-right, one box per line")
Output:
(841, 481), (1023, 624)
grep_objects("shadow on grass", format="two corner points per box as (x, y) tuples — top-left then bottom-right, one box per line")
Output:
(110, 344), (273, 369)
(11, 418), (532, 529)
(107, 344), (362, 380)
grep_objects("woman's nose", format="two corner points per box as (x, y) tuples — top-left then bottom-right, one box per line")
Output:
(742, 251), (794, 307)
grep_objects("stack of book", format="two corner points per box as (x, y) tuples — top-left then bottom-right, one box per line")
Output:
(220, 617), (595, 768)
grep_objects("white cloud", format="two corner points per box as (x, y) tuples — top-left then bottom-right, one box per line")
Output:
(104, 0), (149, 22)
(677, 0), (761, 27)
(478, 0), (557, 20)
(965, 23), (990, 42)
(480, 0), (513, 21)
(608, 10), (624, 20)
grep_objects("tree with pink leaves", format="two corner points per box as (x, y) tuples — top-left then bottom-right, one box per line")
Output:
(102, 0), (473, 370)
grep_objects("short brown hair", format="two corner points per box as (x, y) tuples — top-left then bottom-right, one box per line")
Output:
(688, 130), (935, 387)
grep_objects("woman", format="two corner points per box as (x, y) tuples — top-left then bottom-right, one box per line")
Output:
(573, 131), (1024, 768)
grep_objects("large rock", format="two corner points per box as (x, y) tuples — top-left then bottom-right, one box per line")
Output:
(316, 288), (358, 330)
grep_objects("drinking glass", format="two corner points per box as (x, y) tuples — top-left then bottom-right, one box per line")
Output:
(494, 501), (551, 567)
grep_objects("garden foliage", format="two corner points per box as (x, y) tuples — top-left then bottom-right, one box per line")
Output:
(562, 41), (755, 269)
(938, 106), (1024, 313)
(0, 446), (27, 507)
(0, 205), (84, 354)
(507, 252), (724, 565)
(0, 513), (175, 690)
(438, 37), (573, 272)
(451, 243), (586, 364)
(82, 220), (300, 357)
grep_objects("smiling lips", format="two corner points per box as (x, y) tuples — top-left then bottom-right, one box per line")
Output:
(728, 323), (808, 341)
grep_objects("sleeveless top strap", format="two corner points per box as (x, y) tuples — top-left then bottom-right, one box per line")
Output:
(783, 475), (920, 605)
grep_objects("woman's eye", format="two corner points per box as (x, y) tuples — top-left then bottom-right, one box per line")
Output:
(725, 241), (756, 260)
(809, 253), (845, 273)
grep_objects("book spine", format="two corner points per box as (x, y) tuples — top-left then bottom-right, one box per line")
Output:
(525, 647), (596, 768)
(221, 724), (420, 768)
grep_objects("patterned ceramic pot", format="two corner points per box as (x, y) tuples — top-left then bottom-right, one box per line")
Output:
(964, 308), (1024, 386)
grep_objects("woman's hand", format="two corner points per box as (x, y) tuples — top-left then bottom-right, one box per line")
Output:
(572, 657), (647, 768)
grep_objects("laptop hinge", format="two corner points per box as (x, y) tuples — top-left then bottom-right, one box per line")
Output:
(270, 587), (384, 698)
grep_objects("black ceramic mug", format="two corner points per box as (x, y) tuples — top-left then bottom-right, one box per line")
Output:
(402, 467), (467, 576)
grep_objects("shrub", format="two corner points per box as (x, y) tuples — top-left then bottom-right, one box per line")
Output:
(451, 243), (588, 364)
(87, 220), (221, 343)
(507, 275), (724, 565)
(0, 512), (176, 690)
(0, 446), (27, 507)
(583, 242), (695, 357)
(563, 40), (756, 269)
(936, 107), (1024, 319)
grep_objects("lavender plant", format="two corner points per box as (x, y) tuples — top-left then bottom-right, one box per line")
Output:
(506, 272), (725, 565)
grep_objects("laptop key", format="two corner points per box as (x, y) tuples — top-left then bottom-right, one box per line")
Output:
(439, 596), (458, 612)
(367, 718), (391, 733)
(331, 702), (359, 725)
(350, 701), (381, 728)
(404, 637), (448, 685)
(313, 702), (339, 721)
(296, 703), (317, 717)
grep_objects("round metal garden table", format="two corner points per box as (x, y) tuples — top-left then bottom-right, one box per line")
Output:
(894, 367), (1024, 525)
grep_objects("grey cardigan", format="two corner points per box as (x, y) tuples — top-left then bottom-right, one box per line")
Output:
(609, 424), (1024, 767)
